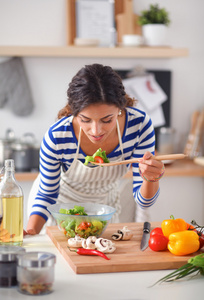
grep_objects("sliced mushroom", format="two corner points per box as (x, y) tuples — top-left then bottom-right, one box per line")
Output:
(82, 236), (97, 249)
(111, 226), (133, 241)
(67, 235), (85, 248)
(95, 238), (116, 253)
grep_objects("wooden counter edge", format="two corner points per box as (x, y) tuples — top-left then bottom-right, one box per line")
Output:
(15, 159), (204, 181)
(124, 158), (204, 178)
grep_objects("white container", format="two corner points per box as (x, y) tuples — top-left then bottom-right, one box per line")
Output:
(158, 127), (175, 154)
(122, 35), (143, 47)
(17, 252), (56, 295)
(142, 24), (168, 46)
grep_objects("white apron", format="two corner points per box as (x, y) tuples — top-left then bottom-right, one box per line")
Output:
(58, 119), (127, 223)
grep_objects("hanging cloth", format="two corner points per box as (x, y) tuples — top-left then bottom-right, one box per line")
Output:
(0, 57), (34, 116)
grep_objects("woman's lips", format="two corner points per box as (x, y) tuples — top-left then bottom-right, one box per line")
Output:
(90, 134), (104, 141)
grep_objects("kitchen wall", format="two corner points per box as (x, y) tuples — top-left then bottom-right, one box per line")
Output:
(0, 0), (204, 227)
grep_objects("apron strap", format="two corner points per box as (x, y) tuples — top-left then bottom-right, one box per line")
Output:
(116, 119), (124, 157)
(65, 126), (82, 173)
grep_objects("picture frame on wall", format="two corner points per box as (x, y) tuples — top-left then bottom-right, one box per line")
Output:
(75, 0), (116, 47)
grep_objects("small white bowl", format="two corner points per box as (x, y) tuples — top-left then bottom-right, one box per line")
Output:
(122, 34), (143, 47)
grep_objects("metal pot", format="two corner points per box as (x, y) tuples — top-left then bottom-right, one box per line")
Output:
(11, 133), (40, 172)
(0, 129), (15, 168)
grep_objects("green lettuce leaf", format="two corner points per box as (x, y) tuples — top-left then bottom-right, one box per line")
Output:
(84, 148), (109, 165)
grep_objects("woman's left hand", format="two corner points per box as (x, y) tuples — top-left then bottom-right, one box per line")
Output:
(138, 151), (165, 182)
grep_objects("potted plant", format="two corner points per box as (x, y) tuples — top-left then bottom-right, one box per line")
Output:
(138, 4), (170, 46)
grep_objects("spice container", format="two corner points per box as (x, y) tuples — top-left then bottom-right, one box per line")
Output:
(17, 252), (56, 295)
(0, 245), (25, 287)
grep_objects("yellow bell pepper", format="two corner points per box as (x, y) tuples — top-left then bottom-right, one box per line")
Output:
(168, 230), (200, 256)
(161, 215), (187, 238)
(92, 220), (103, 229)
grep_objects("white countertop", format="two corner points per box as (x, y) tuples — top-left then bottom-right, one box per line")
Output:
(1, 234), (203, 300)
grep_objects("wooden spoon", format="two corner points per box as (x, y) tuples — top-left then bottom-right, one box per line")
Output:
(90, 154), (187, 166)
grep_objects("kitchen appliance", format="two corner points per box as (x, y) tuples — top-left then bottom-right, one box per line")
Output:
(140, 222), (151, 251)
(11, 133), (39, 172)
(46, 222), (202, 274)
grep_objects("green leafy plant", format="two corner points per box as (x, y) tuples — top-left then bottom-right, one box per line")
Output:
(138, 4), (170, 26)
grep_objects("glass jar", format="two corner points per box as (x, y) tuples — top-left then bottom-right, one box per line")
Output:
(158, 127), (176, 154)
(0, 245), (25, 287)
(17, 252), (56, 295)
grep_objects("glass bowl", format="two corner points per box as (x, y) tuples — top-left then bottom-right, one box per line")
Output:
(47, 203), (116, 239)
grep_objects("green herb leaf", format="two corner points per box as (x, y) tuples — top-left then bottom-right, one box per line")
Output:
(151, 254), (204, 287)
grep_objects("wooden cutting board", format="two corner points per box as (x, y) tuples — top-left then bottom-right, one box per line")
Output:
(46, 222), (203, 274)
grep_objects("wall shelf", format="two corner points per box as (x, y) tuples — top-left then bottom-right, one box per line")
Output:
(0, 45), (188, 58)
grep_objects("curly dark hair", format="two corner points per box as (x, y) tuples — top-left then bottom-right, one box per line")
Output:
(58, 64), (136, 119)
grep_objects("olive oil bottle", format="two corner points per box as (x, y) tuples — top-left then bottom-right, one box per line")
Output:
(0, 159), (23, 246)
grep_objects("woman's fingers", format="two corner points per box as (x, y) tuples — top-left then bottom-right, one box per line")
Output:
(139, 152), (164, 181)
(23, 228), (37, 236)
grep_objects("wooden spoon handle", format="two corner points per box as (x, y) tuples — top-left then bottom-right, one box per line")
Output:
(90, 153), (187, 166)
(154, 154), (187, 161)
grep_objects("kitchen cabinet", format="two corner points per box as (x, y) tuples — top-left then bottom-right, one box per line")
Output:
(0, 45), (188, 58)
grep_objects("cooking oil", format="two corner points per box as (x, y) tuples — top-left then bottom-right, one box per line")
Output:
(0, 159), (23, 246)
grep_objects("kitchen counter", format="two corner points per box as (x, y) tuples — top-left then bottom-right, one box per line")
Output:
(15, 159), (204, 182)
(124, 158), (204, 178)
(1, 233), (203, 300)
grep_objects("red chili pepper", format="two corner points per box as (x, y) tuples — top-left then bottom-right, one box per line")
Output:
(67, 246), (110, 260)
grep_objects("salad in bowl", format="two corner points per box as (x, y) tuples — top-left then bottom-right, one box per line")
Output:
(47, 203), (116, 239)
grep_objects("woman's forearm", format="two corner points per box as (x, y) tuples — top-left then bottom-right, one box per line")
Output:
(26, 214), (46, 235)
(140, 180), (159, 199)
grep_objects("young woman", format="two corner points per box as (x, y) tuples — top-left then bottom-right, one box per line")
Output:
(25, 64), (164, 235)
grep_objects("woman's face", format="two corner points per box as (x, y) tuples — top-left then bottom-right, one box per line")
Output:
(76, 104), (120, 144)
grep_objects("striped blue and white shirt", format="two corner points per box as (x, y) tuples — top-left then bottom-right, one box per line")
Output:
(31, 107), (159, 220)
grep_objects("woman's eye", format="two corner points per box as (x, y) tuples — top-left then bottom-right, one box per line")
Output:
(102, 119), (112, 124)
(81, 119), (91, 123)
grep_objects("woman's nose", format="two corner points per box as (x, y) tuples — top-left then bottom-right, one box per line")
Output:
(91, 122), (101, 136)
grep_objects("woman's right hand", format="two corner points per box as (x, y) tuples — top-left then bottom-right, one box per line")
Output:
(25, 214), (46, 235)
(23, 229), (37, 236)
